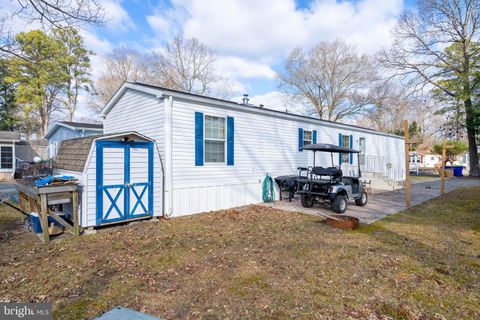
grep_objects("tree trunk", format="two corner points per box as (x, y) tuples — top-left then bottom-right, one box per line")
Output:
(465, 98), (479, 176)
(68, 109), (74, 122)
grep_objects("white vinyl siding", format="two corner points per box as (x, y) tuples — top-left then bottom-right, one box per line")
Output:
(169, 99), (405, 216)
(103, 89), (165, 160)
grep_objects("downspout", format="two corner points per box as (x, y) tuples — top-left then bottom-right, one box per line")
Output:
(149, 95), (167, 219)
(163, 94), (173, 217)
(155, 143), (165, 218)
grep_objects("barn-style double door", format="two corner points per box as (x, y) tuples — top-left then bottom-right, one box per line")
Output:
(96, 140), (153, 225)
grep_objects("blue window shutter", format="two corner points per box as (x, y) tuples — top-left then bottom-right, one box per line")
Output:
(349, 134), (353, 164)
(298, 128), (303, 151)
(195, 112), (204, 166)
(338, 133), (342, 164)
(313, 130), (317, 144)
(227, 116), (234, 165)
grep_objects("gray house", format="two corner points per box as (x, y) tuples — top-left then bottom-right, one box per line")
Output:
(44, 121), (103, 158)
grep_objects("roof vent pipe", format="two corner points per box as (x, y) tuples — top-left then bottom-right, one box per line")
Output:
(242, 94), (249, 105)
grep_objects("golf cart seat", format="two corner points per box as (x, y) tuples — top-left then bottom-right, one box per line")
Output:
(311, 166), (343, 178)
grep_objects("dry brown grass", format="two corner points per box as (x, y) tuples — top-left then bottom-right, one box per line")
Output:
(1, 187), (479, 319)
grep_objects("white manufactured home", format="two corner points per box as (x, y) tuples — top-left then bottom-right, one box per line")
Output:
(55, 82), (405, 228)
(79, 82), (403, 222)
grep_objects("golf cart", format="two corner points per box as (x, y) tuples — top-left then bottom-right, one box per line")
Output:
(296, 143), (368, 213)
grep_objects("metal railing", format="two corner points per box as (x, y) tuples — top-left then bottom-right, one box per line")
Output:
(385, 162), (405, 189)
(360, 155), (405, 190)
(360, 155), (386, 174)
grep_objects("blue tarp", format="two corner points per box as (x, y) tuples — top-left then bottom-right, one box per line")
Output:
(34, 175), (75, 187)
(95, 307), (160, 320)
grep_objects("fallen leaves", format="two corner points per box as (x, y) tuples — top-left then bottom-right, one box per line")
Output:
(0, 189), (479, 319)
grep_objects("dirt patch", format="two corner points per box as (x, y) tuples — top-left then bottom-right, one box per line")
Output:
(1, 188), (480, 319)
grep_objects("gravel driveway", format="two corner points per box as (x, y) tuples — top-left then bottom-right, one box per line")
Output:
(265, 177), (480, 224)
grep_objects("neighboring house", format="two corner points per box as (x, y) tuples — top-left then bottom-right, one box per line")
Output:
(78, 82), (404, 225)
(44, 121), (103, 158)
(410, 151), (442, 169)
(0, 131), (19, 181)
(423, 153), (442, 168)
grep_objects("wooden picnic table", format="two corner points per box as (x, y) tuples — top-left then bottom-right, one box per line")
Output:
(16, 182), (80, 244)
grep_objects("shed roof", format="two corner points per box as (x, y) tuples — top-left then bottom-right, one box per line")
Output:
(54, 131), (154, 172)
(0, 131), (20, 142)
(55, 136), (97, 172)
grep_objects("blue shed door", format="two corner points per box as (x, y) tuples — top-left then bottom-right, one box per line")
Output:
(96, 141), (154, 225)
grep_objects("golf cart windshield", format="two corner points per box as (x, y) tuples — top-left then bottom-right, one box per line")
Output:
(301, 143), (362, 177)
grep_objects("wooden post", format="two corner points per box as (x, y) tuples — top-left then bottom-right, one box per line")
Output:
(404, 120), (411, 208)
(19, 192), (27, 212)
(28, 197), (38, 213)
(40, 194), (49, 244)
(440, 141), (455, 195)
(72, 190), (80, 237)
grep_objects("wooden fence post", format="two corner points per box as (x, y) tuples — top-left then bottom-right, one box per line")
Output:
(440, 140), (454, 195)
(40, 194), (49, 244)
(72, 190), (80, 236)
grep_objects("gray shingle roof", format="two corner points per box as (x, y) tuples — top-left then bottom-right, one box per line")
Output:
(59, 121), (103, 130)
(54, 131), (153, 172)
(0, 131), (20, 141)
(54, 135), (98, 172)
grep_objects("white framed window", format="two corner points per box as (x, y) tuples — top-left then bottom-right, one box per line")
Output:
(0, 146), (13, 169)
(204, 115), (226, 163)
(341, 134), (350, 163)
(358, 137), (366, 165)
(303, 130), (312, 147)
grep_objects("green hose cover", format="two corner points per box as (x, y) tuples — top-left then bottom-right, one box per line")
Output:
(262, 175), (275, 203)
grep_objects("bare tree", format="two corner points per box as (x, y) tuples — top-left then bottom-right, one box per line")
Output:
(379, 0), (480, 176)
(277, 39), (377, 121)
(359, 81), (409, 132)
(1, 0), (104, 58)
(14, 0), (104, 27)
(151, 35), (218, 95)
(90, 47), (154, 112)
(92, 35), (233, 113)
(360, 80), (435, 135)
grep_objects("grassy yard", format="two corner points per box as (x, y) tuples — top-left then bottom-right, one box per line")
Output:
(1, 187), (479, 319)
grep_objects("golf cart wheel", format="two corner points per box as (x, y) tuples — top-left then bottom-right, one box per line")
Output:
(355, 191), (368, 206)
(301, 195), (315, 208)
(332, 194), (347, 213)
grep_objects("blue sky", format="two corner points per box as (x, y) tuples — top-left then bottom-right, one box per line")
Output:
(4, 0), (410, 118)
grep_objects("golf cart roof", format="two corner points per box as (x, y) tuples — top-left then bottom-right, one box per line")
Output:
(302, 143), (360, 153)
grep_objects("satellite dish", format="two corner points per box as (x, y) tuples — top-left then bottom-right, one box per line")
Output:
(33, 156), (42, 163)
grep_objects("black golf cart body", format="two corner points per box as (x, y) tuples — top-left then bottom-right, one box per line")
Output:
(295, 143), (368, 213)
